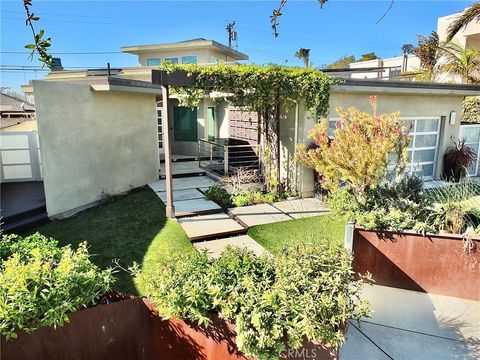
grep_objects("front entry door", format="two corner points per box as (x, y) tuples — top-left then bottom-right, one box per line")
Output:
(173, 106), (198, 142)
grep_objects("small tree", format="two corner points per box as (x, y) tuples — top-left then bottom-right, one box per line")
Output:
(294, 48), (310, 68)
(296, 96), (410, 204)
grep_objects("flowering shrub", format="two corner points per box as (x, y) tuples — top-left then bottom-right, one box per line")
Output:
(296, 96), (410, 204)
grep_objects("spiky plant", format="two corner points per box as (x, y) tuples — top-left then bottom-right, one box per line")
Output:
(413, 31), (441, 81)
(442, 139), (477, 182)
(440, 41), (480, 84)
(446, 2), (480, 42)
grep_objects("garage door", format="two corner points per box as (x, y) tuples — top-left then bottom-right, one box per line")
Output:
(402, 117), (441, 179)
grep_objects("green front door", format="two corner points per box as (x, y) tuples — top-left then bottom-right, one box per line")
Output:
(173, 106), (198, 142)
(207, 107), (216, 141)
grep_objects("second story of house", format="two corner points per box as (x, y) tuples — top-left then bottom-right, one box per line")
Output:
(121, 38), (249, 67)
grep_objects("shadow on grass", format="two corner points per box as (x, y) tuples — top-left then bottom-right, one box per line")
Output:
(25, 187), (191, 296)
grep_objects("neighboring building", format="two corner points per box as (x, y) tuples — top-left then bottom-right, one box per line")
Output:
(349, 55), (421, 80)
(349, 6), (480, 82)
(0, 93), (35, 119)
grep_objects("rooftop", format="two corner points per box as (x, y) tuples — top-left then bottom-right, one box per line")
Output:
(121, 38), (249, 61)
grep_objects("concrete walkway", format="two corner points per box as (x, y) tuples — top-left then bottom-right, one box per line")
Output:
(340, 285), (480, 360)
(149, 177), (329, 254)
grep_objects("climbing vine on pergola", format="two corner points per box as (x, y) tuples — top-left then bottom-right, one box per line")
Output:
(162, 63), (337, 193)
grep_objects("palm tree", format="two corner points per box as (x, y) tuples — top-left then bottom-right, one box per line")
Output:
(413, 31), (441, 81)
(295, 48), (310, 68)
(440, 42), (480, 84)
(446, 2), (480, 42)
(401, 43), (414, 71)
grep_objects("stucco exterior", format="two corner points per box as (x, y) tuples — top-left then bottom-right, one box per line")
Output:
(281, 89), (468, 197)
(32, 80), (159, 217)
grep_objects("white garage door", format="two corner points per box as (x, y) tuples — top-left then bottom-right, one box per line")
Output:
(402, 117), (441, 179)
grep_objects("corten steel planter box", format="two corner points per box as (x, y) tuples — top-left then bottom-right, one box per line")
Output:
(352, 228), (480, 300)
(1, 297), (338, 360)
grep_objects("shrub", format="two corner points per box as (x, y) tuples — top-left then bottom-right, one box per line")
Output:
(327, 187), (361, 219)
(462, 97), (480, 124)
(204, 185), (232, 208)
(135, 244), (371, 359)
(231, 190), (277, 207)
(296, 96), (410, 205)
(0, 233), (114, 340)
(442, 140), (476, 182)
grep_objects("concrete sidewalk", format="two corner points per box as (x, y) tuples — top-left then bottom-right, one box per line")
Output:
(340, 285), (480, 360)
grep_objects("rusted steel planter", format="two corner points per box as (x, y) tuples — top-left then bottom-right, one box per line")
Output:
(1, 297), (338, 360)
(352, 228), (480, 300)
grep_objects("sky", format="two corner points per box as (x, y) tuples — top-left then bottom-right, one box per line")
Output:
(1, 0), (475, 92)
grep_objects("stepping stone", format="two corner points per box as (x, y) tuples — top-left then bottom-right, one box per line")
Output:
(149, 176), (217, 192)
(178, 213), (245, 241)
(229, 203), (291, 227)
(157, 189), (205, 202)
(174, 198), (222, 218)
(160, 161), (204, 176)
(273, 198), (329, 219)
(194, 235), (268, 259)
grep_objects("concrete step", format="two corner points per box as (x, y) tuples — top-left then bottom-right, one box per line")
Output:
(2, 212), (48, 234)
(178, 213), (246, 241)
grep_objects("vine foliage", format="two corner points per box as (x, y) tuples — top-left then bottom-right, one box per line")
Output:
(163, 63), (336, 193)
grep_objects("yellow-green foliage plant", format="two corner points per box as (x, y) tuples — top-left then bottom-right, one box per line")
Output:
(296, 96), (410, 204)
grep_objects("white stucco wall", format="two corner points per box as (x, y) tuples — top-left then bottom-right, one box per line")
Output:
(281, 91), (465, 196)
(32, 80), (159, 217)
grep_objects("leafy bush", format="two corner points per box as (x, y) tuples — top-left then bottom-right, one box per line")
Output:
(231, 190), (277, 207)
(0, 233), (114, 340)
(462, 97), (480, 124)
(204, 185), (232, 208)
(135, 244), (371, 359)
(327, 187), (361, 219)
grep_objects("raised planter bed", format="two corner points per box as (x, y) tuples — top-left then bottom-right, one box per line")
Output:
(1, 297), (337, 360)
(352, 228), (480, 300)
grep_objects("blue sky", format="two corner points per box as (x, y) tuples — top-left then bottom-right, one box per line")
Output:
(1, 0), (475, 92)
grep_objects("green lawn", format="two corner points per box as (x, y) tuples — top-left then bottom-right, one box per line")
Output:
(26, 187), (345, 294)
(248, 214), (347, 255)
(26, 188), (193, 295)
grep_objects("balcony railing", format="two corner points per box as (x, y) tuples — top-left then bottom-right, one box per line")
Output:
(198, 138), (261, 177)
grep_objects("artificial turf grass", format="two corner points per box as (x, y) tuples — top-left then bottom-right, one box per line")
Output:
(247, 213), (348, 255)
(26, 187), (193, 296)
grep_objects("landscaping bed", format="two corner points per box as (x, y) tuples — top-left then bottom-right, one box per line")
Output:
(352, 228), (480, 300)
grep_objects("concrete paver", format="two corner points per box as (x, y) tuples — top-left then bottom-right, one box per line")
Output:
(229, 203), (292, 227)
(160, 161), (204, 176)
(178, 213), (245, 241)
(194, 235), (268, 258)
(156, 189), (205, 202)
(149, 176), (217, 192)
(174, 198), (222, 217)
(273, 198), (329, 218)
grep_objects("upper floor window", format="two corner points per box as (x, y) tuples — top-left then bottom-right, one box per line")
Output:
(182, 56), (198, 64)
(164, 57), (179, 64)
(146, 58), (161, 66)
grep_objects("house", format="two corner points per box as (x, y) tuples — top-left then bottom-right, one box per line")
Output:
(12, 37), (480, 220)
(0, 93), (36, 131)
(22, 38), (249, 160)
(348, 6), (480, 82)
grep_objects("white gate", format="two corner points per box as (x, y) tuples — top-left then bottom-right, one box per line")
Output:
(0, 131), (42, 182)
